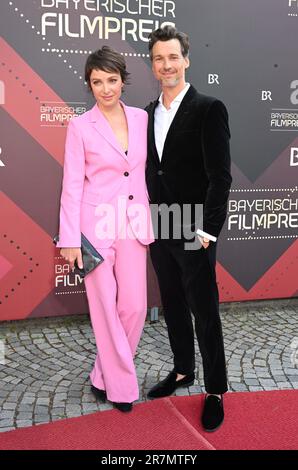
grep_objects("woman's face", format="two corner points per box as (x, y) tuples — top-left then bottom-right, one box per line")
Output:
(89, 68), (123, 110)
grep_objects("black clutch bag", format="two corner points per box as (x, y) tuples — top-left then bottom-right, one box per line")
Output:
(53, 233), (104, 278)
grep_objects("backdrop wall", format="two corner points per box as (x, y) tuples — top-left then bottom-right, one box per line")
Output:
(1, 0), (298, 321)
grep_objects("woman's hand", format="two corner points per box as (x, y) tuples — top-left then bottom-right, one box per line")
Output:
(60, 248), (83, 270)
(198, 237), (210, 250)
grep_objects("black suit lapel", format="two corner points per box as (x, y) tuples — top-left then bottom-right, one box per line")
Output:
(161, 85), (197, 161)
(147, 99), (160, 166)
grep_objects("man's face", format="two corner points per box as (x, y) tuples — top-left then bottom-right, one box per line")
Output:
(151, 38), (189, 88)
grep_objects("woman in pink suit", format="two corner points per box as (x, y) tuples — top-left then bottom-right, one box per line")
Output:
(57, 46), (153, 412)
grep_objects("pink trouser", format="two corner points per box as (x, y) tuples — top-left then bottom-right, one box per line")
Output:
(84, 237), (147, 403)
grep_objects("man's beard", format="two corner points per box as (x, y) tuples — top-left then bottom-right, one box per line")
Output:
(161, 76), (180, 88)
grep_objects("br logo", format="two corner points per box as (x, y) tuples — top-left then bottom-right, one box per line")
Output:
(288, 0), (298, 8)
(290, 148), (298, 167)
(0, 80), (4, 105)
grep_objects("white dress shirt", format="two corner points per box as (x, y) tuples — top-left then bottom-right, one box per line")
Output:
(154, 83), (190, 160)
(154, 83), (216, 242)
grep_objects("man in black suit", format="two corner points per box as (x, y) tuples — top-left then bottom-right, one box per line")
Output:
(145, 26), (232, 432)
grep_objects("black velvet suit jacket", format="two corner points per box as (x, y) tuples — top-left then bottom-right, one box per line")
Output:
(145, 85), (232, 239)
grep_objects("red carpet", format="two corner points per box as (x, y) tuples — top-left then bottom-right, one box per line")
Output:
(170, 389), (298, 450)
(0, 390), (297, 450)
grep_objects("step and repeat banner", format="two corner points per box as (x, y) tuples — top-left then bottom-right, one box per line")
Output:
(0, 0), (298, 320)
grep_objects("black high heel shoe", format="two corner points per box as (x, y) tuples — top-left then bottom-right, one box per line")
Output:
(91, 385), (107, 403)
(113, 402), (133, 413)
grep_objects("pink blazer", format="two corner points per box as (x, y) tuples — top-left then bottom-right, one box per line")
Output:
(57, 103), (154, 249)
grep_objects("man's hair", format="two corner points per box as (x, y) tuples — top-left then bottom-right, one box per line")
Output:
(85, 46), (130, 90)
(148, 26), (190, 61)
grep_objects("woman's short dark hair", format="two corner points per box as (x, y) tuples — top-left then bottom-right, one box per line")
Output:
(85, 46), (130, 89)
(148, 26), (190, 61)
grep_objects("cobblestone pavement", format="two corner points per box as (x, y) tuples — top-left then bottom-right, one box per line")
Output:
(0, 299), (297, 432)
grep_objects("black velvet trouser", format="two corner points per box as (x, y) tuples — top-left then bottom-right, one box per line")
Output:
(150, 239), (228, 394)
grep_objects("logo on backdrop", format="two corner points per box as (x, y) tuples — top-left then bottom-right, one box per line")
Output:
(290, 79), (298, 105)
(208, 74), (220, 85)
(288, 0), (298, 17)
(290, 148), (298, 166)
(40, 101), (87, 127)
(40, 0), (176, 41)
(227, 188), (298, 242)
(270, 81), (298, 131)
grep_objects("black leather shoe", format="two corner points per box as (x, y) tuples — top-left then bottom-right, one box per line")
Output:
(147, 370), (195, 399)
(113, 402), (133, 412)
(91, 385), (107, 403)
(201, 394), (224, 432)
